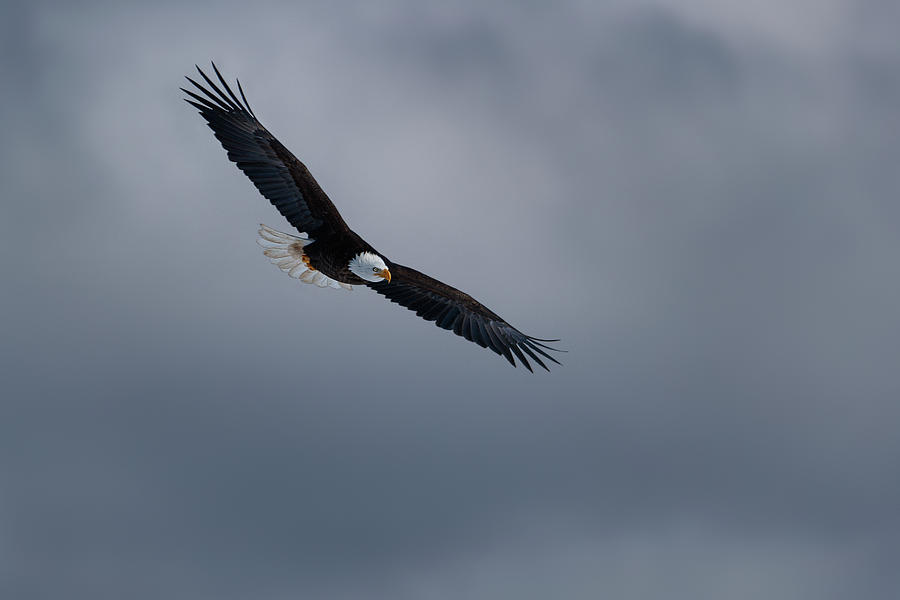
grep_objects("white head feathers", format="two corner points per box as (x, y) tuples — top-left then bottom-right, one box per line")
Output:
(349, 252), (390, 282)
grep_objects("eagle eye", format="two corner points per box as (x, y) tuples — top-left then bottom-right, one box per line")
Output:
(373, 267), (378, 272)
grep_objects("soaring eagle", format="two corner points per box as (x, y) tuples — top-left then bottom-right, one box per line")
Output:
(183, 64), (562, 371)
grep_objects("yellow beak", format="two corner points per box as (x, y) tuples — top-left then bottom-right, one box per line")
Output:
(377, 268), (392, 283)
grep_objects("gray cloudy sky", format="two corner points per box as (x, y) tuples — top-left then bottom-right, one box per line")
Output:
(2, 0), (899, 598)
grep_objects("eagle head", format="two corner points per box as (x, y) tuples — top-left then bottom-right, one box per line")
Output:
(349, 252), (391, 283)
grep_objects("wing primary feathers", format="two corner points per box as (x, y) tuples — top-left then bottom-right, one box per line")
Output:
(195, 64), (241, 112)
(210, 61), (247, 113)
(184, 75), (228, 110)
(364, 263), (562, 371)
(523, 339), (562, 365)
(484, 323), (513, 362)
(508, 343), (533, 372)
(180, 87), (220, 111)
(527, 337), (566, 352)
(236, 78), (255, 117)
(186, 74), (223, 108)
(518, 342), (549, 371)
(497, 342), (517, 367)
(184, 98), (212, 112)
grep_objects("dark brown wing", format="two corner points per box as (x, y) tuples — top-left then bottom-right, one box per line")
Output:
(183, 63), (348, 237)
(368, 263), (563, 372)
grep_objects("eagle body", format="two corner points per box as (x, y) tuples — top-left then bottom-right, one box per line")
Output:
(184, 63), (562, 371)
(303, 231), (378, 285)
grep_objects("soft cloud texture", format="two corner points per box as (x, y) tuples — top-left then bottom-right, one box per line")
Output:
(2, 1), (899, 598)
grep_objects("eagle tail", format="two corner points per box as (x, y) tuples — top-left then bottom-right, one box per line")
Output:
(256, 225), (351, 290)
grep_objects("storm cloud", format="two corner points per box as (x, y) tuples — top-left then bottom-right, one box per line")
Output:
(2, 1), (899, 598)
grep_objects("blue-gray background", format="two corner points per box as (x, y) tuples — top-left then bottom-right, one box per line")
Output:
(2, 1), (899, 598)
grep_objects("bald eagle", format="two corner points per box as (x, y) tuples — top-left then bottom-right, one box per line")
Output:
(183, 64), (562, 371)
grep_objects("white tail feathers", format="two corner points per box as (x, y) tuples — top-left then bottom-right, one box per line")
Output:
(257, 224), (309, 246)
(256, 224), (352, 290)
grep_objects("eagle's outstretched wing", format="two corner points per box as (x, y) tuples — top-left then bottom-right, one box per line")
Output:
(368, 263), (563, 372)
(186, 63), (563, 371)
(183, 63), (348, 237)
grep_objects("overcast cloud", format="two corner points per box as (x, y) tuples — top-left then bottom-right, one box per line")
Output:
(1, 1), (899, 598)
